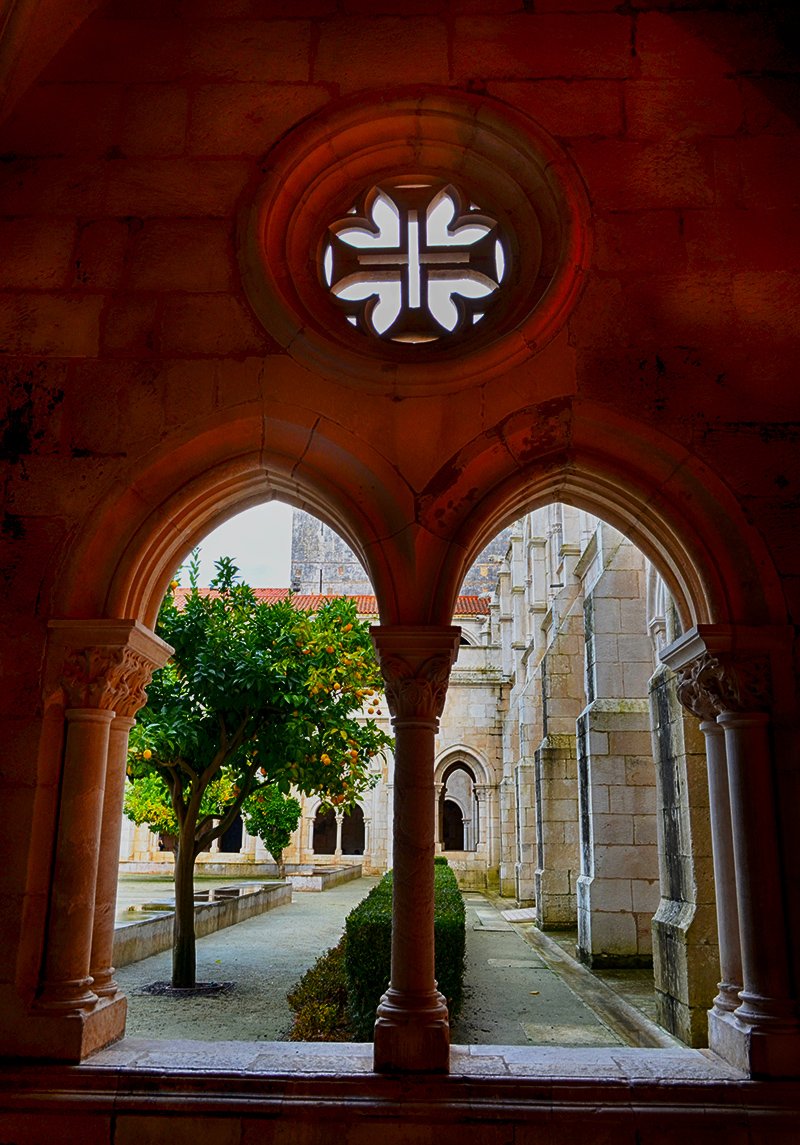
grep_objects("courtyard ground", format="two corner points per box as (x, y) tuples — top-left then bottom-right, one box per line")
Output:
(113, 876), (676, 1048)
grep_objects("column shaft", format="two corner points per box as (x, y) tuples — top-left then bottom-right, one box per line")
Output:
(720, 711), (798, 1031)
(90, 715), (135, 998)
(371, 625), (460, 1073)
(700, 719), (742, 1014)
(37, 709), (114, 1010)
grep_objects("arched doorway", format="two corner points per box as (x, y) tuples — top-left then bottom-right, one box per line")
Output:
(341, 805), (365, 856)
(439, 763), (478, 852)
(442, 799), (465, 851)
(312, 807), (337, 856)
(218, 813), (243, 855)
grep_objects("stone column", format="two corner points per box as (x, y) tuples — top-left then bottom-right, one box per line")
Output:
(335, 811), (344, 857)
(666, 629), (800, 1077)
(35, 704), (115, 1013)
(89, 714), (134, 998)
(673, 672), (742, 1021)
(434, 781), (444, 853)
(31, 621), (171, 1061)
(90, 644), (161, 999)
(371, 625), (460, 1074)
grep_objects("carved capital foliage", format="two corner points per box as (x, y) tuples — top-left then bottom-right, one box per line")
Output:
(379, 652), (454, 721)
(62, 646), (155, 715)
(676, 652), (771, 719)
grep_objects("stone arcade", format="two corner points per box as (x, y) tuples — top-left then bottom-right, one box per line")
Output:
(1, 3), (799, 1141)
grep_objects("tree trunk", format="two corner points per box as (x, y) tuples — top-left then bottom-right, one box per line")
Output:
(172, 837), (197, 988)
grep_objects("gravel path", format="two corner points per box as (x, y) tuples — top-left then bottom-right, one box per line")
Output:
(116, 877), (378, 1041)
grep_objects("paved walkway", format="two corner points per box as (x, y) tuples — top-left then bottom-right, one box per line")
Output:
(115, 877), (676, 1047)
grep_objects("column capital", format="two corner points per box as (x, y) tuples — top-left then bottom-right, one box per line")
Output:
(660, 625), (779, 716)
(370, 626), (461, 721)
(48, 619), (172, 714)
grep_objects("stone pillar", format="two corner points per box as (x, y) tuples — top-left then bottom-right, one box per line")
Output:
(30, 620), (171, 1062)
(434, 781), (444, 853)
(89, 714), (135, 999)
(371, 625), (460, 1074)
(666, 628), (800, 1077)
(671, 668), (741, 1026)
(36, 705), (115, 1013)
(649, 665), (719, 1046)
(335, 811), (344, 857)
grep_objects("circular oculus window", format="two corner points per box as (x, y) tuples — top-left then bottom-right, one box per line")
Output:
(322, 182), (507, 345)
(239, 92), (590, 393)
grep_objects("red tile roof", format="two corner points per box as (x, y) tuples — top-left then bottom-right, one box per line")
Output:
(173, 587), (490, 617)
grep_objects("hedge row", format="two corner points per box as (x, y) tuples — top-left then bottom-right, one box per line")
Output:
(344, 858), (466, 1040)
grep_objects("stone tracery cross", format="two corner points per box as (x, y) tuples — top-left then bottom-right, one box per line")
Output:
(323, 183), (505, 343)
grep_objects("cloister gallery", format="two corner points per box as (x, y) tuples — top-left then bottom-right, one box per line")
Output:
(0, 1), (799, 1141)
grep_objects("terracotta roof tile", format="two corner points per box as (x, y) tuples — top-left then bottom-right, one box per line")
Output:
(173, 587), (489, 616)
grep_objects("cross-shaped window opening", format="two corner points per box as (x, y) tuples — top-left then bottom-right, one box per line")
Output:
(322, 183), (507, 343)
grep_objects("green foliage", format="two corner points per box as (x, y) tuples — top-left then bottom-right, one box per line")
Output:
(241, 784), (301, 864)
(123, 771), (179, 836)
(126, 556), (393, 851)
(124, 553), (393, 986)
(286, 939), (352, 1041)
(343, 863), (466, 1041)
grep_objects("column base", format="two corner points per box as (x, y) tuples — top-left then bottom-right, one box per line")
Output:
(13, 993), (127, 1062)
(709, 1007), (800, 1078)
(373, 988), (450, 1073)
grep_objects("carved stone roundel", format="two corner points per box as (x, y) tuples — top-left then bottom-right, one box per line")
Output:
(322, 183), (507, 344)
(240, 91), (591, 394)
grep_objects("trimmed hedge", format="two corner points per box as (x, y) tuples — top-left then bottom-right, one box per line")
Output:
(286, 938), (352, 1041)
(344, 861), (466, 1040)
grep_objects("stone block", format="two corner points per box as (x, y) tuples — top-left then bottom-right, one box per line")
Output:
(188, 83), (330, 155)
(186, 20), (311, 82)
(631, 878), (660, 913)
(0, 159), (108, 216)
(587, 598), (620, 634)
(593, 210), (685, 277)
(487, 79), (622, 138)
(624, 756), (656, 786)
(452, 13), (634, 81)
(593, 663), (625, 701)
(594, 843), (658, 879)
(72, 219), (130, 289)
(128, 219), (233, 291)
(591, 910), (638, 954)
(570, 140), (714, 210)
(586, 757), (626, 787)
(585, 876), (633, 912)
(593, 813), (634, 845)
(622, 661), (654, 699)
(160, 293), (272, 355)
(0, 219), (75, 288)
(0, 293), (102, 357)
(101, 296), (159, 355)
(104, 159), (250, 216)
(607, 729), (652, 755)
(613, 785), (657, 816)
(624, 77), (742, 140)
(117, 1114), (241, 1145)
(585, 728), (608, 755)
(120, 84), (188, 156)
(315, 18), (449, 89)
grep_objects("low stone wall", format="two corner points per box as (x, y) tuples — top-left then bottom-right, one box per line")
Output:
(113, 882), (292, 966)
(288, 864), (362, 892)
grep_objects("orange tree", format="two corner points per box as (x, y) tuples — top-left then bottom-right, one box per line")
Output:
(125, 557), (391, 988)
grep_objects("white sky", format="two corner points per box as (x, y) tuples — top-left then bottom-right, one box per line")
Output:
(192, 502), (294, 587)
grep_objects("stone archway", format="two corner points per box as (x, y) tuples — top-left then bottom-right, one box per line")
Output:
(16, 401), (797, 1075)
